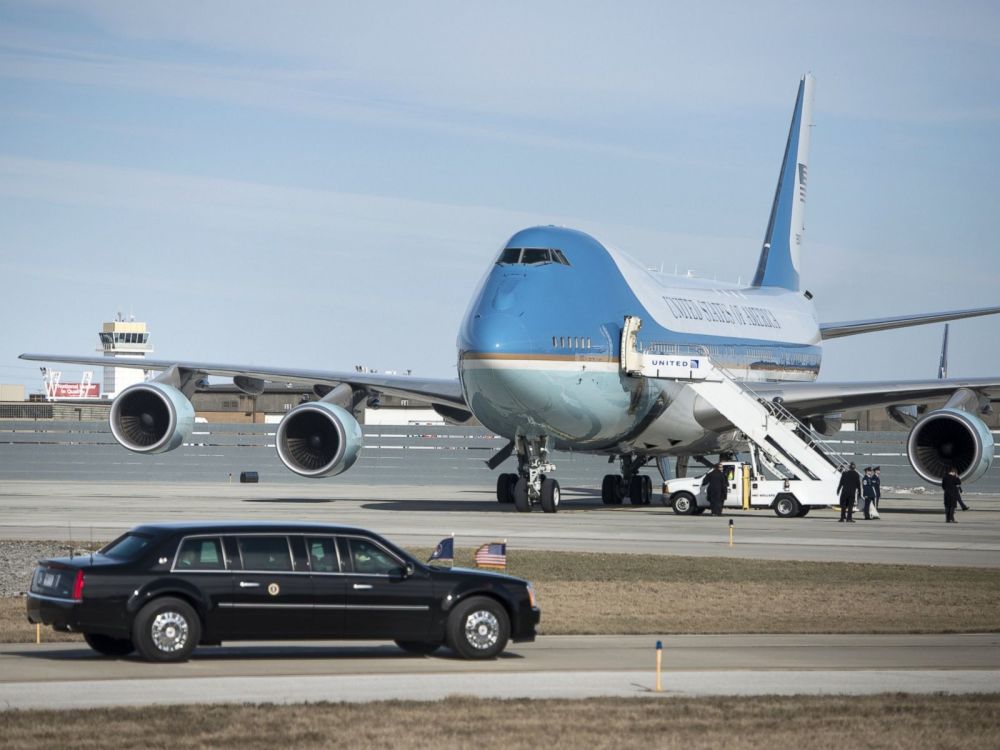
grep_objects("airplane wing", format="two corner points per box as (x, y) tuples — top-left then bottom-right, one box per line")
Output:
(18, 353), (468, 412)
(820, 305), (1000, 339)
(752, 377), (1000, 416)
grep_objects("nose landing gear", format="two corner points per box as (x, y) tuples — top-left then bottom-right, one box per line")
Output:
(494, 436), (560, 513)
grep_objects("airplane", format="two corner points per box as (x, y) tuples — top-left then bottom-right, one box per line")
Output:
(21, 74), (1000, 514)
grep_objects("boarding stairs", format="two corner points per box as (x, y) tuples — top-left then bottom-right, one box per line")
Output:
(621, 318), (849, 490)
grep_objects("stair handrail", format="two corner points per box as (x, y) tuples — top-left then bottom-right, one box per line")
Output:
(682, 345), (851, 472)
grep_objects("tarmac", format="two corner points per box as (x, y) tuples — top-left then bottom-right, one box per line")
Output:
(2, 476), (999, 709)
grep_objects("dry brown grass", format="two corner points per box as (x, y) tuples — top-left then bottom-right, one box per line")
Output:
(2, 694), (999, 749)
(6, 548), (998, 643)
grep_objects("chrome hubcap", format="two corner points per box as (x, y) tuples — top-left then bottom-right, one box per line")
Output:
(150, 611), (189, 652)
(464, 610), (499, 650)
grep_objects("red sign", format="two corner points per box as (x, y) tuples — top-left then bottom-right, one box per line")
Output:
(49, 383), (101, 398)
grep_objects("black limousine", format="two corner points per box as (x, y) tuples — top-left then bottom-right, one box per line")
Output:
(27, 522), (539, 662)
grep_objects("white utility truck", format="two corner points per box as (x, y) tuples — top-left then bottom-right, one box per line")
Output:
(662, 447), (837, 518)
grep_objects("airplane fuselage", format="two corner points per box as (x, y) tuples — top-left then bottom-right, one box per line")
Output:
(457, 226), (822, 456)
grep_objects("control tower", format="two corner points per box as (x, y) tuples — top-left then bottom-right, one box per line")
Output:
(97, 313), (152, 398)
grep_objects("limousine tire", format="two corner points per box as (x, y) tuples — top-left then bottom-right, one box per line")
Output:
(84, 632), (135, 657)
(133, 596), (201, 663)
(395, 640), (442, 656)
(446, 596), (510, 660)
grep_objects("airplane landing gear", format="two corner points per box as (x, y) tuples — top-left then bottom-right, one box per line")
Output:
(497, 436), (559, 513)
(601, 454), (652, 506)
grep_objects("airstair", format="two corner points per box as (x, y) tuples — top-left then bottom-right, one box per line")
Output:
(621, 317), (849, 503)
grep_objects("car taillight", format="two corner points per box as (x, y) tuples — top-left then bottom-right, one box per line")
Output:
(71, 569), (85, 600)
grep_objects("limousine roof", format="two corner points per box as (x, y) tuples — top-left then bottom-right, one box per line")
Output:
(129, 521), (374, 536)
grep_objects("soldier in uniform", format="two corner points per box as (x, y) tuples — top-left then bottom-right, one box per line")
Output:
(861, 467), (877, 520)
(702, 462), (728, 516)
(837, 462), (861, 523)
(872, 466), (882, 511)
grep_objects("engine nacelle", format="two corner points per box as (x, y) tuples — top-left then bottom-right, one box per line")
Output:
(906, 407), (994, 484)
(276, 402), (363, 478)
(109, 382), (195, 454)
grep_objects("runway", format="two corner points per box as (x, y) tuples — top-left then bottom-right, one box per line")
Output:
(2, 634), (998, 709)
(2, 480), (998, 567)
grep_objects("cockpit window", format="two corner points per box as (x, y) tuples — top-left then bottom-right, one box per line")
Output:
(497, 247), (522, 264)
(495, 247), (570, 267)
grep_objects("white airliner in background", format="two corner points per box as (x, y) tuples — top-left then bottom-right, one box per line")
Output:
(22, 74), (1000, 514)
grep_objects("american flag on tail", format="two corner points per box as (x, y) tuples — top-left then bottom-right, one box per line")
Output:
(474, 541), (507, 571)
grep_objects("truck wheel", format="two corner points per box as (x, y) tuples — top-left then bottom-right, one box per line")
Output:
(446, 596), (510, 660)
(773, 493), (800, 518)
(671, 492), (696, 515)
(132, 596), (201, 662)
(796, 506), (811, 517)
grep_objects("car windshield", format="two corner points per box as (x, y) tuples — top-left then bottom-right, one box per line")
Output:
(98, 532), (154, 560)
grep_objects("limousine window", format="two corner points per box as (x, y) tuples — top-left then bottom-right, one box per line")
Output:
(99, 532), (154, 561)
(176, 538), (224, 570)
(348, 538), (403, 575)
(307, 537), (339, 572)
(238, 536), (292, 572)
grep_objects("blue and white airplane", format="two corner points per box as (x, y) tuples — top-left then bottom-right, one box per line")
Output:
(22, 74), (1000, 512)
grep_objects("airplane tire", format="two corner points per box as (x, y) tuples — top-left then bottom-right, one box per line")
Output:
(642, 475), (653, 505)
(496, 473), (515, 504)
(629, 476), (645, 505)
(513, 478), (531, 512)
(540, 478), (560, 513)
(773, 493), (800, 518)
(601, 475), (618, 505)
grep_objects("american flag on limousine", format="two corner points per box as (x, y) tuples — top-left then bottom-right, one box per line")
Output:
(474, 541), (507, 570)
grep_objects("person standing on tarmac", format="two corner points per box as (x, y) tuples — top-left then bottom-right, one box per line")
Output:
(872, 466), (882, 510)
(862, 467), (878, 520)
(702, 462), (728, 516)
(942, 466), (962, 523)
(837, 462), (861, 523)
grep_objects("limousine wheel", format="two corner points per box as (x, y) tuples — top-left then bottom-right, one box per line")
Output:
(83, 632), (135, 657)
(133, 596), (201, 662)
(446, 596), (510, 660)
(395, 640), (442, 656)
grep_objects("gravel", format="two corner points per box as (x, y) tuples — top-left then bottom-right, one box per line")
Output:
(0, 540), (100, 597)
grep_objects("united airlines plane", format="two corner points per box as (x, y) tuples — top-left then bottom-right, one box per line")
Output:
(22, 75), (1000, 513)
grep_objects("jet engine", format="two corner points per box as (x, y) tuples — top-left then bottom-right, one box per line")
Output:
(276, 402), (363, 477)
(109, 382), (195, 454)
(906, 407), (994, 483)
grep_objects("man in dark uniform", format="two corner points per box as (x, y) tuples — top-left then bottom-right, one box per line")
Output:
(837, 462), (861, 523)
(942, 466), (962, 523)
(861, 467), (877, 520)
(702, 462), (728, 516)
(872, 466), (881, 510)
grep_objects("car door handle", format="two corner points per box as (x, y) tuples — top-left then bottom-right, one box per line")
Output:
(239, 581), (260, 588)
(353, 583), (373, 590)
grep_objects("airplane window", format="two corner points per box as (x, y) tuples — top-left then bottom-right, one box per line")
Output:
(552, 249), (570, 266)
(497, 247), (522, 264)
(521, 248), (552, 264)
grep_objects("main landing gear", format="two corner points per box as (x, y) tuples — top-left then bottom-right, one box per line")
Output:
(495, 436), (560, 513)
(601, 454), (653, 506)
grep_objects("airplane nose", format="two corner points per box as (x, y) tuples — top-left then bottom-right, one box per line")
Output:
(462, 310), (528, 354)
(491, 276), (522, 312)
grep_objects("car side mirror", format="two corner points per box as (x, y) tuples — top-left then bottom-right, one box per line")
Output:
(404, 562), (415, 578)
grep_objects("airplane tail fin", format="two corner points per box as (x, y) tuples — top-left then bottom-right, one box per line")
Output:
(751, 73), (814, 291)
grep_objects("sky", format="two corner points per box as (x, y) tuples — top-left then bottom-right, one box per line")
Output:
(1, 1), (999, 395)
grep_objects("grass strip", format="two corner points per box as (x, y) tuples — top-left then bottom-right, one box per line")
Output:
(2, 694), (999, 749)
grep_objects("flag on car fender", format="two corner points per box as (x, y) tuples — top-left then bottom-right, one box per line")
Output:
(428, 537), (454, 566)
(475, 541), (506, 570)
